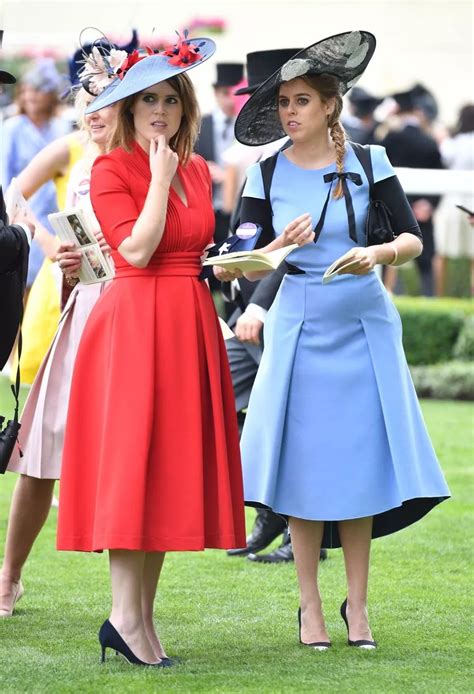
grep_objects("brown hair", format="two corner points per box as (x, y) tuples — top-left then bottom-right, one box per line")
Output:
(17, 84), (59, 120)
(299, 73), (346, 199)
(108, 72), (200, 164)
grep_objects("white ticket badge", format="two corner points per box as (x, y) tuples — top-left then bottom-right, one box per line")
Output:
(236, 222), (258, 239)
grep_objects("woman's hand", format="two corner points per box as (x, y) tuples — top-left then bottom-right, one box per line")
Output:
(93, 230), (111, 254)
(149, 134), (179, 187)
(281, 213), (314, 247)
(56, 243), (82, 278)
(339, 247), (379, 275)
(213, 266), (244, 282)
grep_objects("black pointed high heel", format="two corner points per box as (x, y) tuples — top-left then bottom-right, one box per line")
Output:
(297, 608), (331, 651)
(340, 599), (377, 649)
(114, 650), (173, 667)
(99, 620), (169, 666)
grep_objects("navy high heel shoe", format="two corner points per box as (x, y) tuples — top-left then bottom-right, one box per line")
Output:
(99, 620), (169, 666)
(297, 608), (331, 651)
(340, 599), (377, 649)
(114, 650), (173, 667)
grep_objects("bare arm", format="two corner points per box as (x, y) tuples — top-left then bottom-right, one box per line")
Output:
(213, 212), (314, 284)
(243, 212), (314, 281)
(339, 233), (422, 276)
(15, 134), (72, 198)
(117, 136), (178, 268)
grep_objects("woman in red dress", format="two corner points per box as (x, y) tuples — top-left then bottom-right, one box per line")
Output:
(56, 35), (246, 666)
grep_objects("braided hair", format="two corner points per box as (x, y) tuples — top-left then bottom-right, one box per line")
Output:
(301, 73), (346, 199)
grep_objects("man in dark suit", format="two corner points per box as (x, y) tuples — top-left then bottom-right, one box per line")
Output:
(381, 85), (443, 296)
(343, 86), (383, 145)
(0, 57), (35, 370)
(195, 63), (244, 245)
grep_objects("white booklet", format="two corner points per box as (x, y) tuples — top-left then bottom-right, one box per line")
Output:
(202, 244), (299, 273)
(48, 207), (114, 285)
(322, 249), (363, 284)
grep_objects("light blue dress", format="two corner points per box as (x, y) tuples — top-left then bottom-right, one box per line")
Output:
(240, 144), (450, 548)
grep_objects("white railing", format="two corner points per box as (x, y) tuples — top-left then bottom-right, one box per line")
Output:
(395, 168), (474, 196)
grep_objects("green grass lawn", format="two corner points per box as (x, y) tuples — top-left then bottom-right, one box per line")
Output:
(0, 376), (472, 693)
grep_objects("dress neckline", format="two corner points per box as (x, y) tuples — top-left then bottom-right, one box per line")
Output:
(131, 139), (190, 208)
(279, 150), (337, 172)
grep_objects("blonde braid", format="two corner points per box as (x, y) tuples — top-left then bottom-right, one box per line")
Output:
(300, 75), (347, 199)
(328, 97), (346, 199)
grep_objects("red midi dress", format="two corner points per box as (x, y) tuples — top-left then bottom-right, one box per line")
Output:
(56, 141), (246, 552)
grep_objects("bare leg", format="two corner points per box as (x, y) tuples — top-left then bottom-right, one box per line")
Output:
(142, 552), (167, 659)
(0, 475), (55, 612)
(434, 254), (447, 297)
(109, 549), (158, 664)
(288, 517), (329, 643)
(338, 516), (373, 642)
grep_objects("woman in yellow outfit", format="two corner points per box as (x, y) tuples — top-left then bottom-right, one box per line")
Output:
(11, 130), (85, 383)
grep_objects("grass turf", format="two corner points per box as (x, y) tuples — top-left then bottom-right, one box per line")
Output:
(0, 377), (472, 693)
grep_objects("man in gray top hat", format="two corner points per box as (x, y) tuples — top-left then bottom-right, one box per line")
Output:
(195, 63), (244, 244)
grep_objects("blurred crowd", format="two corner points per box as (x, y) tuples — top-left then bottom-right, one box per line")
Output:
(1, 38), (473, 388)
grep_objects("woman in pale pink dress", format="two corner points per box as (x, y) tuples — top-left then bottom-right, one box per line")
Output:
(0, 88), (118, 613)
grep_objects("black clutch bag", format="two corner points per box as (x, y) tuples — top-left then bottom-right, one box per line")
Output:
(365, 198), (394, 246)
(350, 142), (395, 246)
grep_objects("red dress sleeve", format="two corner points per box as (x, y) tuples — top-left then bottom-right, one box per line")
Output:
(90, 153), (139, 249)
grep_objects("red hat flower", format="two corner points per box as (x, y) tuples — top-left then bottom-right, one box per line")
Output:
(163, 30), (204, 67)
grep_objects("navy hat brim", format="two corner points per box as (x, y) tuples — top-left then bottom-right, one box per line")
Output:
(234, 84), (258, 96)
(85, 38), (216, 114)
(235, 31), (376, 146)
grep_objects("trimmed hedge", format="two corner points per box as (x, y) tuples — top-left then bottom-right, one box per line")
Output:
(410, 361), (474, 401)
(394, 297), (473, 366)
(453, 315), (474, 362)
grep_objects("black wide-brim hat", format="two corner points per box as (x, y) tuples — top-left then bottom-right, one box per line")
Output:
(235, 30), (376, 146)
(0, 68), (15, 84)
(0, 29), (16, 83)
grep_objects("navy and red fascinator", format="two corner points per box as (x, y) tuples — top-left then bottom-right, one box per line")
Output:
(235, 31), (376, 146)
(82, 30), (216, 114)
(67, 28), (139, 95)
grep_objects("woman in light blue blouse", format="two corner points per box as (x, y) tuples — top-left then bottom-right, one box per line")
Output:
(228, 32), (450, 650)
(1, 59), (70, 285)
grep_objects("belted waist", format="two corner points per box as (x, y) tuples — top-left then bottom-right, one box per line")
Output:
(286, 263), (306, 275)
(114, 252), (203, 279)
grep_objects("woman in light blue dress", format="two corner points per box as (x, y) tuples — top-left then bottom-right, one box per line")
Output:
(228, 32), (450, 650)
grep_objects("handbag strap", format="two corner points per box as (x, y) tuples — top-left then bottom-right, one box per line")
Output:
(259, 153), (279, 213)
(349, 141), (374, 197)
(11, 300), (23, 425)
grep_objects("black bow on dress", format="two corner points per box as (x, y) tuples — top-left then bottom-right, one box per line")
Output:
(313, 171), (362, 244)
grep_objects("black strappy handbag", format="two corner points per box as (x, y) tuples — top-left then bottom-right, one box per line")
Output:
(350, 142), (395, 246)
